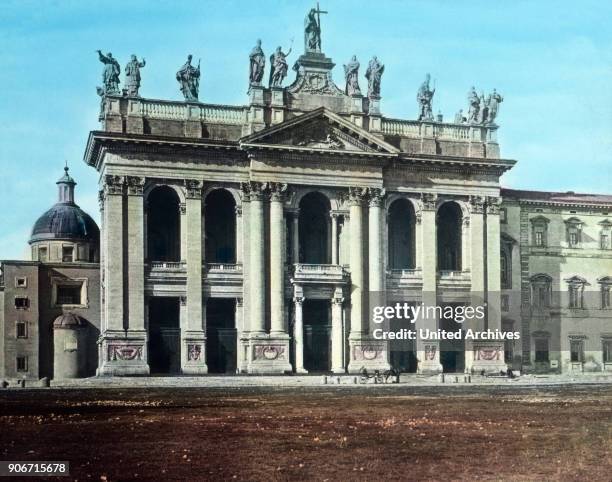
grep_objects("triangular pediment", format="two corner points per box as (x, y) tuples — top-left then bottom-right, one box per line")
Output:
(240, 107), (398, 154)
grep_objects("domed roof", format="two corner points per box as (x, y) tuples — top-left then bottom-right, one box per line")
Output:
(29, 165), (100, 244)
(30, 203), (99, 243)
(53, 313), (86, 328)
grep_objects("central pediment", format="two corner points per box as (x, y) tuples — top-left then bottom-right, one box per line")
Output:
(240, 107), (399, 155)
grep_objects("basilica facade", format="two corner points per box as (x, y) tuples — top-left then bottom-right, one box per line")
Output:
(1, 11), (611, 380)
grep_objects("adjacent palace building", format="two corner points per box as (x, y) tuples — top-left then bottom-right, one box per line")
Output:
(2, 11), (611, 380)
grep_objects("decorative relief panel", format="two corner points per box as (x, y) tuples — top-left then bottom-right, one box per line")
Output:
(253, 345), (287, 361)
(108, 344), (143, 361)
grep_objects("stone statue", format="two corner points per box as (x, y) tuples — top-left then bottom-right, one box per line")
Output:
(478, 92), (488, 124)
(343, 55), (361, 96)
(176, 55), (200, 101)
(96, 50), (121, 95)
(417, 73), (435, 121)
(124, 55), (146, 97)
(249, 39), (266, 86)
(486, 89), (503, 124)
(269, 46), (292, 87)
(467, 86), (480, 123)
(305, 4), (327, 52)
(365, 56), (384, 98)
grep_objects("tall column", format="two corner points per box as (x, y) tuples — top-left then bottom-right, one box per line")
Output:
(249, 182), (266, 334)
(348, 188), (365, 338)
(292, 209), (300, 265)
(183, 179), (207, 374)
(368, 188), (385, 293)
(269, 183), (287, 334)
(331, 212), (339, 265)
(126, 176), (145, 333)
(293, 295), (306, 373)
(470, 196), (486, 296)
(331, 287), (345, 373)
(417, 193), (442, 374)
(235, 205), (243, 264)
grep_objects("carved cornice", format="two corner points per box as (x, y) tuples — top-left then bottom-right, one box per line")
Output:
(420, 192), (438, 211)
(269, 182), (288, 202)
(348, 187), (368, 206)
(103, 175), (125, 195)
(367, 187), (386, 207)
(469, 195), (486, 214)
(126, 176), (145, 196)
(185, 179), (204, 199)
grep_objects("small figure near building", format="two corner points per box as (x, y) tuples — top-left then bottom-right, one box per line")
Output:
(124, 54), (146, 97)
(269, 46), (292, 87)
(249, 39), (266, 87)
(365, 56), (384, 98)
(96, 50), (121, 95)
(417, 73), (435, 121)
(176, 54), (201, 102)
(343, 55), (361, 96)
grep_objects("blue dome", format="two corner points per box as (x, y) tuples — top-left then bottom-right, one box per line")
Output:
(30, 202), (99, 244)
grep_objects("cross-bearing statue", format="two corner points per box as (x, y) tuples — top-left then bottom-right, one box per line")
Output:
(343, 55), (361, 96)
(124, 55), (146, 97)
(467, 86), (480, 123)
(486, 89), (503, 124)
(365, 56), (384, 98)
(417, 73), (435, 121)
(305, 4), (326, 52)
(176, 55), (200, 101)
(269, 46), (292, 87)
(249, 39), (265, 86)
(96, 50), (121, 95)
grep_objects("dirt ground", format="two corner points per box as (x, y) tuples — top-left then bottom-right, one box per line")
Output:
(1, 384), (611, 481)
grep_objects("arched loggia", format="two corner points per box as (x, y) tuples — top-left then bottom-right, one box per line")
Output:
(388, 198), (416, 270)
(147, 186), (181, 262)
(205, 189), (236, 264)
(299, 192), (331, 264)
(437, 202), (463, 271)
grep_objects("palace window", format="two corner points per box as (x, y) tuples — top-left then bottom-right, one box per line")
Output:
(530, 216), (549, 248)
(599, 220), (612, 250)
(14, 297), (29, 309)
(16, 322), (27, 338)
(16, 356), (28, 372)
(534, 338), (549, 362)
(565, 276), (587, 309)
(564, 217), (583, 249)
(499, 208), (507, 224)
(570, 339), (584, 363)
(56, 283), (83, 305)
(500, 234), (515, 290)
(599, 277), (612, 309)
(38, 247), (48, 262)
(501, 294), (510, 312)
(52, 277), (87, 307)
(603, 339), (612, 363)
(15, 277), (27, 288)
(601, 233), (610, 250)
(530, 274), (552, 308)
(62, 246), (74, 262)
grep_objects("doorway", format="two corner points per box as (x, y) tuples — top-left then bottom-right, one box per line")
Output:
(206, 299), (237, 373)
(440, 304), (465, 373)
(303, 299), (331, 372)
(148, 297), (181, 374)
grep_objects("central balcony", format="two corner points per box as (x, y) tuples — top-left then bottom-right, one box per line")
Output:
(386, 269), (423, 289)
(291, 263), (349, 285)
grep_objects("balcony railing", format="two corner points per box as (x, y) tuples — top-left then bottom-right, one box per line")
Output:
(381, 118), (491, 142)
(149, 261), (186, 270)
(139, 98), (248, 125)
(292, 264), (348, 283)
(206, 263), (243, 272)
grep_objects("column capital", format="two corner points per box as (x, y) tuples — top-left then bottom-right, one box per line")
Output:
(486, 196), (502, 214)
(469, 195), (486, 214)
(103, 175), (125, 196)
(98, 189), (105, 210)
(293, 296), (304, 305)
(367, 187), (386, 207)
(126, 176), (145, 196)
(240, 181), (268, 201)
(269, 182), (288, 202)
(347, 187), (368, 206)
(420, 192), (437, 211)
(185, 179), (204, 199)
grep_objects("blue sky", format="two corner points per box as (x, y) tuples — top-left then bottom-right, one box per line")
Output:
(1, 0), (611, 259)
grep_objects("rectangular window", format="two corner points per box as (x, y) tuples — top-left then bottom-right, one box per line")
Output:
(499, 208), (507, 224)
(16, 356), (28, 372)
(15, 277), (27, 288)
(569, 231), (579, 247)
(16, 322), (27, 338)
(601, 234), (610, 250)
(570, 340), (584, 363)
(535, 338), (549, 362)
(535, 231), (544, 247)
(62, 246), (74, 262)
(535, 286), (548, 308)
(38, 247), (47, 262)
(14, 297), (29, 309)
(56, 284), (83, 305)
(603, 340), (612, 363)
(569, 287), (583, 309)
(501, 294), (510, 312)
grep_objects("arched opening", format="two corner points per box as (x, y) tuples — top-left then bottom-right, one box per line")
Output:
(147, 186), (181, 262)
(299, 192), (331, 264)
(205, 189), (236, 264)
(437, 202), (463, 271)
(388, 198), (416, 270)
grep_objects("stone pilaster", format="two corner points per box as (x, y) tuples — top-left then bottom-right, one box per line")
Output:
(126, 176), (146, 340)
(416, 193), (442, 374)
(99, 175), (148, 376)
(292, 209), (300, 264)
(331, 288), (345, 374)
(331, 212), (339, 265)
(269, 183), (288, 335)
(293, 294), (307, 374)
(182, 179), (207, 374)
(368, 188), (385, 293)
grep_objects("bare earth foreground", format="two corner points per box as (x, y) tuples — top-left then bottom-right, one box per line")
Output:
(1, 385), (611, 481)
